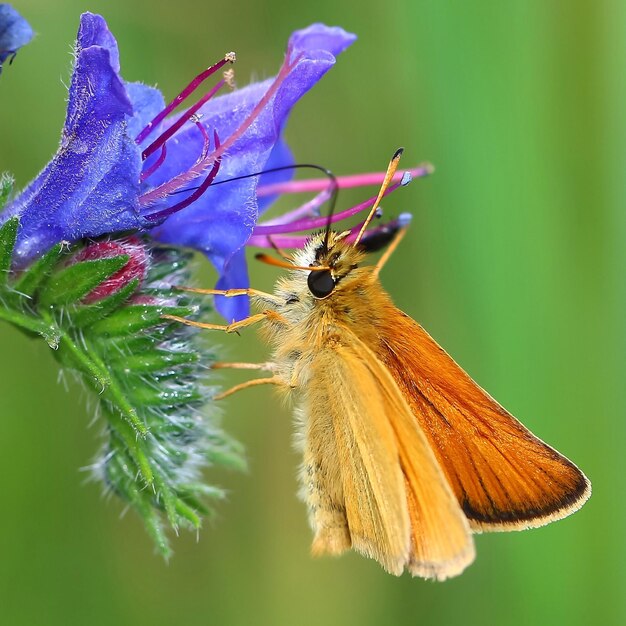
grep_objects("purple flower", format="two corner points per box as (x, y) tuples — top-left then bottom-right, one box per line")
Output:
(0, 4), (33, 72)
(3, 12), (356, 320)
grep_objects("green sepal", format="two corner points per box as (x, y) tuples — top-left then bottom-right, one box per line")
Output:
(12, 243), (66, 298)
(39, 254), (129, 307)
(0, 305), (61, 348)
(128, 383), (204, 407)
(91, 304), (194, 337)
(70, 278), (140, 328)
(107, 350), (198, 375)
(145, 247), (194, 282)
(0, 216), (18, 282)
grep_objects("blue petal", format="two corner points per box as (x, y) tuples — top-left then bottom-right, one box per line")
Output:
(4, 13), (143, 262)
(75, 12), (120, 70)
(214, 248), (251, 322)
(125, 81), (166, 139)
(152, 24), (356, 320)
(257, 139), (295, 214)
(0, 4), (33, 71)
(286, 23), (357, 60)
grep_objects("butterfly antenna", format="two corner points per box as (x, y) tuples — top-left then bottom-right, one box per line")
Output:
(353, 148), (404, 247)
(168, 163), (336, 195)
(322, 172), (340, 252)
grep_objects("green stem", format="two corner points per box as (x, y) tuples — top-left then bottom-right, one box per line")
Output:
(0, 305), (60, 347)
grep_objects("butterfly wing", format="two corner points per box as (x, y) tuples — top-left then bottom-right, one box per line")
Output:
(300, 330), (474, 578)
(372, 305), (591, 531)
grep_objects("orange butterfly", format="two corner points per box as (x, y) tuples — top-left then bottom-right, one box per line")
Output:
(165, 150), (591, 579)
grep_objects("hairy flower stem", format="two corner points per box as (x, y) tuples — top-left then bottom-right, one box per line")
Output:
(0, 200), (243, 556)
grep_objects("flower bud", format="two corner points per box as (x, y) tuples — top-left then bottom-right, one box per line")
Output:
(71, 236), (149, 304)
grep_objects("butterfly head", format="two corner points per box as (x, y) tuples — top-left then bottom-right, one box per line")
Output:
(258, 149), (411, 301)
(288, 231), (361, 299)
(291, 220), (403, 299)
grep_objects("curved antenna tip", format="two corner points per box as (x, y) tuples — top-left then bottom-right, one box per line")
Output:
(392, 147), (405, 160)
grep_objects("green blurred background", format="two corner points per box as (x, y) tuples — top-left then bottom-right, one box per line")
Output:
(0, 1), (623, 624)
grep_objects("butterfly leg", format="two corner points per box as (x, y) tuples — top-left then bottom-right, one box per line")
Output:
(212, 361), (277, 372)
(214, 376), (285, 400)
(176, 286), (282, 304)
(372, 226), (409, 277)
(162, 312), (268, 333)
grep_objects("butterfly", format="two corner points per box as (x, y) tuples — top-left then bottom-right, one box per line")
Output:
(165, 149), (591, 580)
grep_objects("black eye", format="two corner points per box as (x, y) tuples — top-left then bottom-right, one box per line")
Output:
(307, 269), (335, 298)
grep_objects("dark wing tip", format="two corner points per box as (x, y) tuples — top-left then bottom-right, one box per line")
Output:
(463, 466), (591, 532)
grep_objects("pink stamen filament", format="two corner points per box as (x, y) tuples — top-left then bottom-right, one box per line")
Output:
(259, 187), (332, 226)
(248, 215), (402, 249)
(142, 79), (226, 162)
(256, 165), (432, 197)
(140, 144), (167, 182)
(143, 131), (221, 222)
(135, 56), (233, 145)
(252, 181), (403, 236)
(141, 118), (212, 184)
(193, 118), (212, 164)
(247, 234), (309, 248)
(139, 52), (303, 208)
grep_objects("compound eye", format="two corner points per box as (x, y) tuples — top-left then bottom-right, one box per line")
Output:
(307, 269), (335, 299)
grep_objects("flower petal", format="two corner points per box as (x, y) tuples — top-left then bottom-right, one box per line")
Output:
(286, 23), (357, 59)
(214, 248), (252, 322)
(152, 24), (356, 320)
(125, 81), (166, 139)
(4, 13), (143, 262)
(257, 139), (295, 214)
(0, 4), (34, 71)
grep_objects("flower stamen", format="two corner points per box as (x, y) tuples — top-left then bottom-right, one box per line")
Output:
(141, 79), (227, 162)
(256, 164), (433, 197)
(135, 53), (236, 145)
(260, 188), (332, 226)
(247, 214), (410, 249)
(191, 115), (212, 164)
(252, 180), (404, 236)
(140, 144), (168, 182)
(143, 131), (222, 222)
(139, 52), (305, 208)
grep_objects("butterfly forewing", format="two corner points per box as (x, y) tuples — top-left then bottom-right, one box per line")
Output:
(372, 305), (591, 531)
(301, 331), (474, 578)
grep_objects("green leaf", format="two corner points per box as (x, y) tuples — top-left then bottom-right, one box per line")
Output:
(39, 255), (129, 307)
